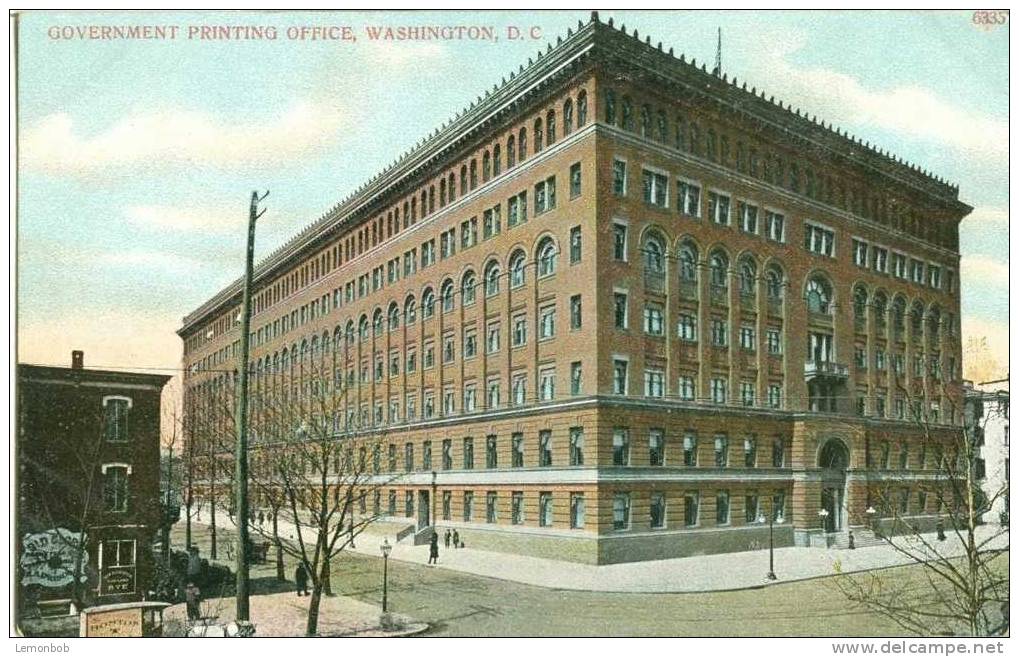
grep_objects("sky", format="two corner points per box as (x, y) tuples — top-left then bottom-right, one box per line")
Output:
(15, 9), (1009, 382)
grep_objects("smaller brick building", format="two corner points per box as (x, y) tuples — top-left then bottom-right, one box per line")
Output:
(17, 351), (170, 612)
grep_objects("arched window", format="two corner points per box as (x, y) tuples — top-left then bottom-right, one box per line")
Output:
(605, 89), (616, 124)
(358, 315), (369, 341)
(448, 173), (456, 202)
(534, 118), (544, 152)
(644, 235), (665, 273)
(537, 237), (557, 277)
(577, 90), (588, 127)
(422, 287), (435, 319)
(739, 257), (757, 295)
(459, 165), (468, 196)
(656, 109), (667, 142)
(853, 286), (868, 320)
(892, 296), (906, 331)
(766, 266), (784, 300)
(509, 250), (526, 288)
(482, 151), (491, 182)
(484, 261), (501, 297)
(679, 242), (699, 282)
(332, 328), (342, 350)
(344, 320), (354, 346)
(563, 99), (574, 135)
(506, 135), (516, 168)
(546, 110), (556, 144)
(461, 270), (477, 306)
(469, 159), (478, 190)
(439, 178), (447, 207)
(404, 295), (417, 324)
(709, 251), (729, 287)
(492, 144), (501, 176)
(640, 104), (651, 138)
(281, 348), (289, 370)
(621, 95), (633, 130)
(441, 279), (455, 313)
(518, 127), (527, 161)
(372, 308), (384, 336)
(911, 301), (924, 332)
(388, 302), (400, 331)
(805, 276), (833, 314)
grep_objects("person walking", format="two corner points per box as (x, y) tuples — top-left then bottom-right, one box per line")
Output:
(185, 582), (201, 621)
(452, 529), (460, 549)
(428, 531), (439, 565)
(294, 562), (310, 596)
(444, 529), (451, 548)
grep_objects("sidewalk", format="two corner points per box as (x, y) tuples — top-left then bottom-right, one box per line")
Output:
(190, 514), (1007, 594)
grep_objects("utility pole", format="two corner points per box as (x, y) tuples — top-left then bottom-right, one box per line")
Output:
(234, 189), (268, 633)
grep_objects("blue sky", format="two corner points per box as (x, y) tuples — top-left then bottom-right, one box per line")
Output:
(16, 10), (1008, 379)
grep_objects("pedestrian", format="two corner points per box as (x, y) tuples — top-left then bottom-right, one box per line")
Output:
(444, 529), (451, 548)
(936, 518), (946, 541)
(294, 562), (310, 596)
(185, 582), (201, 621)
(428, 532), (439, 565)
(452, 529), (460, 549)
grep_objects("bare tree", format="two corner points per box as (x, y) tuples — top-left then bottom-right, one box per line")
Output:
(835, 374), (1008, 636)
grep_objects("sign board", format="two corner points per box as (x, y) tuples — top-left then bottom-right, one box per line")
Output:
(81, 607), (143, 637)
(20, 528), (87, 588)
(101, 568), (135, 595)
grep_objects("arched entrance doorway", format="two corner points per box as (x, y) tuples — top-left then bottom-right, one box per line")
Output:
(818, 439), (850, 533)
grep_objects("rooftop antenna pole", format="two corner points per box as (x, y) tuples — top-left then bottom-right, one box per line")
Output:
(713, 27), (722, 77)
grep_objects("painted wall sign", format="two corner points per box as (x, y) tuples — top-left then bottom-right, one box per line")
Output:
(20, 528), (87, 588)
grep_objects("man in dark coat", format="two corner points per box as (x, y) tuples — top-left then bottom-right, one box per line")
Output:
(185, 582), (201, 621)
(294, 562), (310, 596)
(452, 529), (460, 549)
(428, 532), (439, 565)
(444, 529), (451, 548)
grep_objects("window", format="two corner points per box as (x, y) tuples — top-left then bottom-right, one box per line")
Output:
(422, 441), (432, 469)
(678, 376), (695, 401)
(711, 378), (728, 404)
(612, 428), (630, 466)
(682, 433), (698, 466)
(928, 265), (941, 289)
(739, 325), (756, 351)
(613, 493), (631, 530)
(650, 493), (666, 529)
(570, 361), (582, 395)
(805, 277), (833, 314)
(539, 368), (556, 401)
(539, 492), (553, 527)
(460, 217), (478, 250)
(443, 335), (455, 363)
(464, 385), (477, 412)
(716, 491), (730, 525)
(765, 211), (785, 242)
(613, 358), (628, 395)
(512, 374), (526, 405)
(570, 493), (585, 529)
(486, 323), (500, 353)
(711, 319), (728, 347)
(678, 180), (701, 216)
(485, 491), (498, 523)
(103, 398), (130, 442)
(511, 491), (524, 525)
(740, 382), (756, 407)
(678, 314), (697, 341)
(512, 432), (524, 468)
(612, 159), (627, 196)
(644, 303), (664, 336)
(462, 491), (473, 521)
(570, 162), (582, 198)
(104, 465), (129, 512)
(569, 427), (584, 465)
(539, 305), (556, 339)
(569, 226), (582, 263)
(642, 169), (668, 207)
(569, 294), (582, 330)
(745, 494), (760, 524)
(612, 223), (628, 261)
(613, 292), (628, 328)
(872, 246), (888, 274)
(744, 436), (757, 467)
(482, 205), (501, 240)
(537, 430), (553, 466)
(534, 176), (556, 214)
(389, 490), (397, 515)
(509, 250), (526, 288)
(684, 492), (699, 527)
(649, 429), (665, 466)
(714, 435), (729, 467)
(421, 239), (436, 267)
(804, 223), (835, 257)
(404, 442), (414, 472)
(512, 314), (527, 347)
(708, 191), (730, 225)
(772, 437), (785, 467)
(486, 379), (500, 409)
(463, 437), (474, 469)
(508, 191), (527, 227)
(766, 328), (782, 354)
(100, 539), (136, 592)
(853, 238), (868, 267)
(739, 201), (758, 234)
(893, 253), (908, 279)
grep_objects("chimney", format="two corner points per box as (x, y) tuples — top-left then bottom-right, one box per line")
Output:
(71, 350), (84, 370)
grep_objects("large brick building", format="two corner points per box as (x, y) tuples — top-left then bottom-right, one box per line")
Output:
(17, 351), (170, 610)
(179, 14), (969, 564)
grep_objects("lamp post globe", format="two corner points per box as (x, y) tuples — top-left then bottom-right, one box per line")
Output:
(380, 538), (392, 613)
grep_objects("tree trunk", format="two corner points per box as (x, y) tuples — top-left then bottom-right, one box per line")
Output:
(322, 556), (332, 596)
(305, 583), (323, 636)
(273, 513), (285, 581)
(210, 488), (218, 560)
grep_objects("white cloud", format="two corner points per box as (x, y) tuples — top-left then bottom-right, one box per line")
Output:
(960, 254), (1009, 286)
(962, 206), (1009, 228)
(21, 101), (347, 176)
(125, 204), (247, 235)
(743, 32), (1008, 165)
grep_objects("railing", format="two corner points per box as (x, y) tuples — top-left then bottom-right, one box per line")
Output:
(804, 361), (849, 379)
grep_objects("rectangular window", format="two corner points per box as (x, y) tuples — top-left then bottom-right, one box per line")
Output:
(421, 240), (436, 267)
(570, 361), (582, 395)
(678, 180), (701, 217)
(613, 493), (631, 530)
(534, 176), (556, 214)
(511, 491), (524, 525)
(711, 319), (728, 347)
(463, 491), (473, 522)
(683, 492), (699, 527)
(539, 368), (556, 401)
(644, 303), (664, 336)
(570, 162), (582, 198)
(678, 314), (697, 341)
(104, 466), (129, 512)
(406, 491), (414, 517)
(650, 493), (667, 529)
(612, 159), (627, 196)
(569, 427), (584, 465)
(539, 305), (556, 340)
(612, 428), (630, 466)
(570, 294), (582, 330)
(716, 490), (730, 525)
(739, 325), (756, 351)
(644, 369), (665, 397)
(893, 253), (908, 279)
(441, 439), (452, 469)
(649, 429), (665, 466)
(569, 226), (582, 263)
(538, 430), (553, 466)
(614, 292), (628, 328)
(486, 379), (500, 409)
(766, 328), (782, 354)
(486, 491), (498, 523)
(910, 258), (925, 284)
(711, 378), (728, 404)
(404, 442), (414, 472)
(772, 437), (785, 467)
(739, 201), (758, 234)
(678, 376), (695, 401)
(804, 223), (835, 257)
(460, 217), (478, 249)
(512, 432), (524, 468)
(570, 493), (585, 529)
(682, 433), (698, 466)
(507, 191), (527, 227)
(740, 382), (756, 407)
(512, 374), (526, 405)
(872, 246), (888, 274)
(928, 265), (941, 289)
(613, 358), (628, 395)
(765, 211), (785, 242)
(482, 205), (502, 239)
(708, 191), (730, 225)
(853, 238), (869, 267)
(613, 223), (628, 261)
(512, 314), (527, 347)
(714, 434), (729, 467)
(422, 441), (432, 470)
(462, 437), (474, 469)
(539, 492), (553, 527)
(104, 398), (130, 442)
(745, 494), (760, 524)
(642, 169), (669, 208)
(744, 436), (757, 467)
(486, 323), (500, 353)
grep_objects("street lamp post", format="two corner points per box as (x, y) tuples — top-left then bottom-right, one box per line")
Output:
(866, 505), (877, 534)
(758, 507), (785, 580)
(380, 538), (392, 613)
(818, 508), (830, 548)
